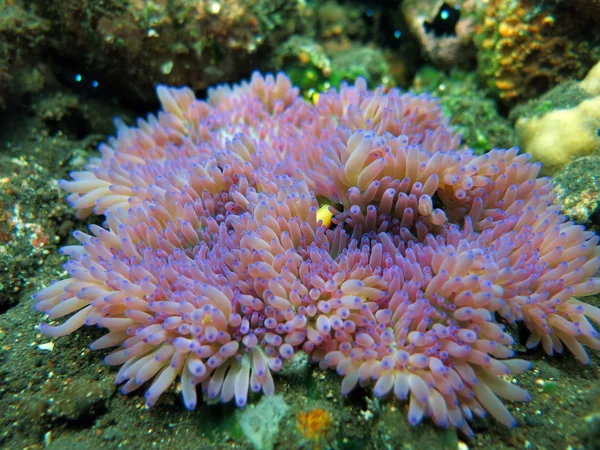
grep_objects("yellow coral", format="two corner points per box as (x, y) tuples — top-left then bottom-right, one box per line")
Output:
(580, 60), (600, 96)
(297, 408), (333, 449)
(476, 0), (597, 105)
(516, 61), (600, 175)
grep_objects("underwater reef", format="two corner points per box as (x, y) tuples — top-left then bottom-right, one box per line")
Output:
(34, 72), (600, 440)
(1, 1), (599, 448)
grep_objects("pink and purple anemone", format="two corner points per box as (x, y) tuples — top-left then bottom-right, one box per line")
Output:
(34, 72), (600, 437)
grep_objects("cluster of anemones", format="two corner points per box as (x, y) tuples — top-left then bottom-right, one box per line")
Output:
(35, 72), (600, 437)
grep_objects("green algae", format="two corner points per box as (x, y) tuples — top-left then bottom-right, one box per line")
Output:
(411, 67), (516, 155)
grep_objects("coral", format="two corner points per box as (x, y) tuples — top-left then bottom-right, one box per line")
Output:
(547, 0), (600, 25)
(0, 1), (49, 107)
(412, 67), (516, 154)
(273, 36), (333, 97)
(551, 156), (600, 234)
(401, 0), (478, 68)
(580, 60), (600, 97)
(514, 61), (600, 175)
(32, 0), (308, 101)
(474, 0), (600, 106)
(316, 1), (368, 47)
(34, 72), (600, 437)
(297, 407), (333, 448)
(237, 394), (290, 450)
(329, 46), (391, 88)
(515, 96), (600, 174)
(273, 38), (391, 102)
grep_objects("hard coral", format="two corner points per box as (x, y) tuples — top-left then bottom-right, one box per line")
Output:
(35, 72), (600, 437)
(474, 0), (600, 106)
(515, 61), (600, 175)
(411, 68), (516, 154)
(297, 407), (333, 446)
(402, 0), (477, 68)
(0, 1), (49, 107)
(43, 0), (307, 101)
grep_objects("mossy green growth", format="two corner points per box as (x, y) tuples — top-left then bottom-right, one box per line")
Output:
(286, 66), (332, 100)
(551, 155), (600, 234)
(412, 67), (516, 154)
(508, 80), (591, 122)
(329, 47), (390, 88)
(275, 37), (390, 101)
(541, 381), (559, 394)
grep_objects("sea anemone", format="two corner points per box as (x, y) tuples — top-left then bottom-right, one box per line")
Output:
(35, 72), (600, 437)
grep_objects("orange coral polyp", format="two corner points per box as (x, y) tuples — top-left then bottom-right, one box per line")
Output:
(297, 408), (333, 441)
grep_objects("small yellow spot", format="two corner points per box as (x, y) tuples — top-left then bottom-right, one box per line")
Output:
(484, 17), (495, 27)
(208, 1), (221, 14)
(498, 22), (514, 38)
(316, 204), (333, 228)
(542, 15), (555, 25)
(495, 79), (515, 91)
(201, 314), (213, 326)
(481, 38), (495, 49)
(311, 91), (320, 105)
